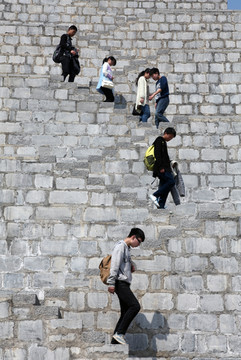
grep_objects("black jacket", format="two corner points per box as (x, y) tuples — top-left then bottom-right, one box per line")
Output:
(153, 136), (171, 177)
(60, 34), (73, 56)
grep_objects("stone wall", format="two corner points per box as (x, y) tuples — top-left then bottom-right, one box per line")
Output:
(0, 0), (241, 359)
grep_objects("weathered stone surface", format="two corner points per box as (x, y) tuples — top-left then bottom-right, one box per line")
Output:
(0, 0), (241, 359)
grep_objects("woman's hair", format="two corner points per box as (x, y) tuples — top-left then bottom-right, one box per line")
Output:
(68, 25), (78, 32)
(102, 56), (117, 65)
(135, 68), (151, 85)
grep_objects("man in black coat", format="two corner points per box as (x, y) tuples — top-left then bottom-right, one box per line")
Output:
(149, 127), (176, 209)
(59, 25), (79, 82)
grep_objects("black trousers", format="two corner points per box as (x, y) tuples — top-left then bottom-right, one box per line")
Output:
(61, 56), (76, 82)
(100, 86), (114, 102)
(111, 280), (140, 340)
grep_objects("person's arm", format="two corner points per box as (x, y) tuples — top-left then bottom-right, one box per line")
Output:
(103, 62), (113, 80)
(154, 137), (165, 172)
(149, 88), (161, 100)
(138, 77), (146, 104)
(60, 34), (72, 51)
(107, 244), (123, 293)
(149, 79), (162, 101)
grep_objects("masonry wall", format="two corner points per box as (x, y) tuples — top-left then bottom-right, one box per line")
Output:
(0, 0), (241, 359)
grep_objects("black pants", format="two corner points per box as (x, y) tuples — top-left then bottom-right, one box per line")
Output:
(111, 280), (140, 342)
(61, 56), (76, 82)
(100, 86), (114, 102)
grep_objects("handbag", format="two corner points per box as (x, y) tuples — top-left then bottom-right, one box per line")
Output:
(132, 104), (143, 116)
(52, 45), (62, 63)
(102, 79), (114, 89)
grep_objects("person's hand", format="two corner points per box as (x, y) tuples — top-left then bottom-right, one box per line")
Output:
(131, 264), (136, 273)
(155, 103), (157, 108)
(108, 286), (115, 294)
(160, 169), (165, 173)
(70, 50), (76, 55)
(140, 98), (144, 104)
(149, 95), (154, 101)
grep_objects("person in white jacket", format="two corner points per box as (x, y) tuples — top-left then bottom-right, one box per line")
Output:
(135, 68), (151, 122)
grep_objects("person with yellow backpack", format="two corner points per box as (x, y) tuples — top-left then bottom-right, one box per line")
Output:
(105, 227), (145, 345)
(149, 127), (176, 209)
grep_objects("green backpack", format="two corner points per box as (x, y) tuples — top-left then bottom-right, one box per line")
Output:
(144, 145), (156, 171)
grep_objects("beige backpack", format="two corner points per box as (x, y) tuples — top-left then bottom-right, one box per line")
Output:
(99, 255), (112, 285)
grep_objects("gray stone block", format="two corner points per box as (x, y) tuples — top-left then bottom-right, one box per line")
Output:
(32, 306), (61, 318)
(4, 349), (27, 360)
(188, 314), (217, 331)
(18, 320), (43, 341)
(13, 293), (39, 306)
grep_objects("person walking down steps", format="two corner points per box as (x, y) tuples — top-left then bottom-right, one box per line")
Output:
(96, 56), (117, 102)
(149, 68), (170, 128)
(107, 228), (145, 345)
(149, 127), (176, 209)
(135, 68), (151, 123)
(59, 25), (80, 82)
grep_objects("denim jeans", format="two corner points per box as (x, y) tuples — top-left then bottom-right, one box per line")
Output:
(155, 97), (169, 128)
(153, 171), (175, 208)
(140, 104), (150, 122)
(112, 280), (140, 338)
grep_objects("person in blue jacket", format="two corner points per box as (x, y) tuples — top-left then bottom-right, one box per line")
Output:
(149, 68), (170, 128)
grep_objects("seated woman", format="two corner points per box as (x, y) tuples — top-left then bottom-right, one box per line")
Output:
(96, 56), (117, 102)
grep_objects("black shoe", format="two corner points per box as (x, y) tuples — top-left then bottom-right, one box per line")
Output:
(111, 338), (119, 344)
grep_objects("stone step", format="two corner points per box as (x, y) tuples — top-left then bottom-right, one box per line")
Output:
(86, 344), (129, 360)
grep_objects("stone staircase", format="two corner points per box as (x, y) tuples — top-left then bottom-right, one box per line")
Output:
(1, 74), (241, 359)
(1, 0), (241, 358)
(0, 291), (129, 359)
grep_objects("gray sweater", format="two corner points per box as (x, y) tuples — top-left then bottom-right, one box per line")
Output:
(107, 240), (132, 286)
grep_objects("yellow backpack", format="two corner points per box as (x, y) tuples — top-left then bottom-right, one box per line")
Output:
(144, 145), (156, 171)
(99, 255), (112, 285)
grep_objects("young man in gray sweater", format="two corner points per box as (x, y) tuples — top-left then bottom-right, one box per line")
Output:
(107, 227), (145, 345)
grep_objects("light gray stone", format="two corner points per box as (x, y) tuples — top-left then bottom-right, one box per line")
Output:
(18, 320), (43, 341)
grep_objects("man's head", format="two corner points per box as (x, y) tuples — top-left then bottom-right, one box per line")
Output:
(163, 127), (176, 142)
(68, 25), (77, 37)
(127, 228), (145, 248)
(150, 67), (160, 81)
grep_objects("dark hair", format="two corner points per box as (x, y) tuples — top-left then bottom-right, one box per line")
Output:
(150, 67), (160, 76)
(68, 25), (78, 32)
(128, 228), (145, 242)
(102, 56), (117, 66)
(164, 127), (176, 138)
(135, 68), (151, 86)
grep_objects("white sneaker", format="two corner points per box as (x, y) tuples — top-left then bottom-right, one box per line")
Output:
(149, 194), (160, 208)
(113, 333), (127, 345)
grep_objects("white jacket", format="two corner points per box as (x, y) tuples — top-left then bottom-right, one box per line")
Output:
(136, 76), (149, 107)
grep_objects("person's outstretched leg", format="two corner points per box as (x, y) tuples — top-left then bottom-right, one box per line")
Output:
(155, 97), (169, 127)
(100, 87), (114, 102)
(61, 56), (70, 82)
(141, 104), (151, 123)
(153, 172), (175, 208)
(114, 281), (140, 336)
